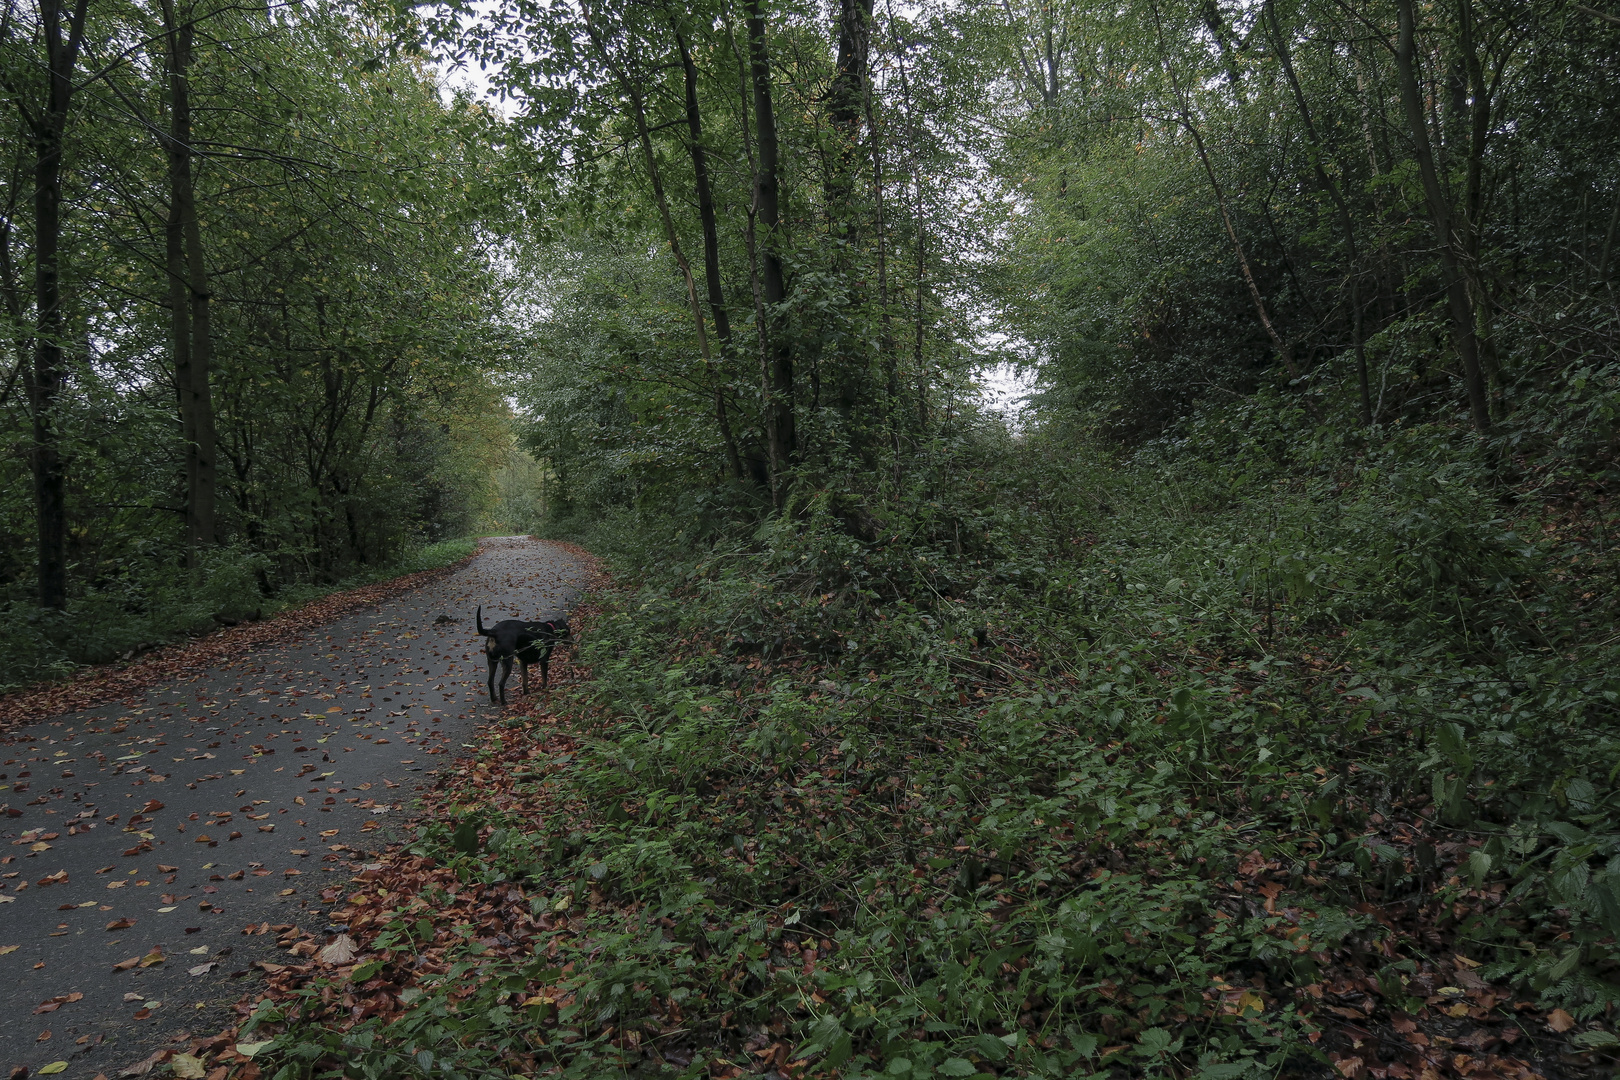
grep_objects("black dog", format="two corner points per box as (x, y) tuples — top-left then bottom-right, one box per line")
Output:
(476, 606), (571, 704)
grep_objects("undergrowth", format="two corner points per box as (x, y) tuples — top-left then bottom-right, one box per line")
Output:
(245, 392), (1620, 1079)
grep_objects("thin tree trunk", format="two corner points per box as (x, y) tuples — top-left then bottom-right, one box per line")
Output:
(673, 23), (733, 351)
(1183, 115), (1305, 384)
(1266, 1), (1370, 424)
(671, 21), (748, 482)
(725, 14), (777, 493)
(1394, 0), (1491, 432)
(1150, 0), (1308, 400)
(862, 59), (901, 481)
(24, 0), (91, 610)
(581, 2), (744, 481)
(748, 0), (794, 492)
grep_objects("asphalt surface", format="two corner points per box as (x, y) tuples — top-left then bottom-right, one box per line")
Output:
(0, 537), (590, 1078)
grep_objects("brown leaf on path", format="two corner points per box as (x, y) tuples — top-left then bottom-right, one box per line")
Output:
(105, 917), (136, 930)
(141, 801), (164, 814)
(35, 870), (68, 887)
(156, 864), (177, 872)
(117, 1049), (170, 1077)
(36, 1030), (50, 1042)
(138, 946), (164, 968)
(1547, 1008), (1575, 1032)
(112, 956), (139, 971)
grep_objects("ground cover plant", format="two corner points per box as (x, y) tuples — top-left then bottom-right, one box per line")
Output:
(209, 388), (1620, 1079)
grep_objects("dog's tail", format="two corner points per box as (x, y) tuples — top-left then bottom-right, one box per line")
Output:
(476, 605), (489, 637)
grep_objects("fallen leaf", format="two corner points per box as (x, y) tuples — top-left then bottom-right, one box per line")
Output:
(0, 945), (16, 955)
(35, 870), (68, 887)
(316, 934), (357, 965)
(140, 800), (164, 814)
(138, 946), (164, 968)
(105, 917), (136, 931)
(112, 956), (139, 971)
(117, 1049), (168, 1076)
(156, 864), (177, 873)
(234, 1041), (273, 1059)
(169, 1054), (205, 1079)
(38, 1065), (67, 1076)
(1548, 1008), (1575, 1033)
(188, 962), (216, 976)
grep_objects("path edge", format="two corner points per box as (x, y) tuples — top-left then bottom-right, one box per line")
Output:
(0, 541), (493, 734)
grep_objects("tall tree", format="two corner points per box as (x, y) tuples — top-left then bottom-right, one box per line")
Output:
(3, 0), (92, 609)
(1392, 0), (1490, 432)
(159, 0), (218, 558)
(747, 0), (793, 494)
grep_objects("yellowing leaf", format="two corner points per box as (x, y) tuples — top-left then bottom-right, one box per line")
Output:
(235, 1041), (274, 1058)
(171, 1053), (206, 1078)
(1237, 991), (1265, 1016)
(38, 1062), (68, 1075)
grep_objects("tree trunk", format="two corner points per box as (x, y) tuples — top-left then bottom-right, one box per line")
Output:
(671, 22), (749, 482)
(161, 0), (217, 558)
(582, 2), (744, 482)
(825, 0), (872, 212)
(748, 0), (794, 490)
(24, 0), (91, 610)
(673, 25), (733, 352)
(1266, 1), (1370, 425)
(1394, 0), (1491, 433)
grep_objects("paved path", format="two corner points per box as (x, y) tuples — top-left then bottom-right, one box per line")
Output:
(0, 537), (590, 1078)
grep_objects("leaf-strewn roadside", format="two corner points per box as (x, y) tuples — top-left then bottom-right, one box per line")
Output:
(0, 539), (481, 733)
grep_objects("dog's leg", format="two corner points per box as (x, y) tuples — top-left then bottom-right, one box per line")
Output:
(486, 648), (499, 704)
(519, 657), (529, 696)
(497, 656), (514, 705)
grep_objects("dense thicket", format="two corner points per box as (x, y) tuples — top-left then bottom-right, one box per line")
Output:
(0, 0), (517, 683)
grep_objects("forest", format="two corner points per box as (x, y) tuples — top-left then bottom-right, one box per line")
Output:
(2, 0), (1619, 1074)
